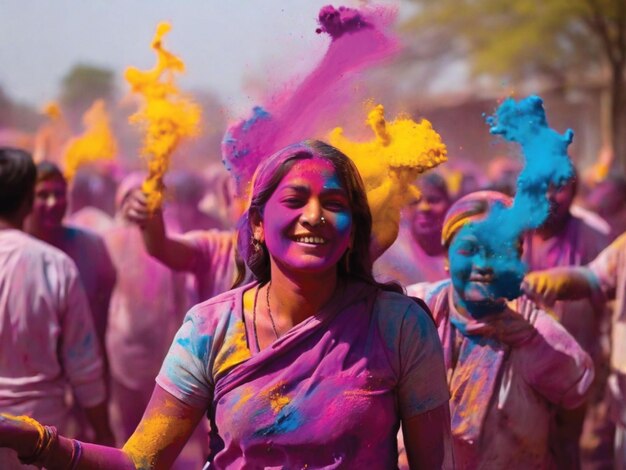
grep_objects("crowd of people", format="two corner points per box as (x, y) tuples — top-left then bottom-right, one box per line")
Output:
(0, 138), (625, 469)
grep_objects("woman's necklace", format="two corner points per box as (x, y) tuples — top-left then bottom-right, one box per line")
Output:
(252, 281), (280, 352)
(266, 281), (281, 339)
(252, 283), (262, 351)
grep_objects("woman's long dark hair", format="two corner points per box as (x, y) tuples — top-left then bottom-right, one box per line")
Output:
(233, 140), (401, 294)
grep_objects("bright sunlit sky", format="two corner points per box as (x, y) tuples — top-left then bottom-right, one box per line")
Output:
(0, 0), (417, 116)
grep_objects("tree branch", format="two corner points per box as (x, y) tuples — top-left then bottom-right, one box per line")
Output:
(582, 0), (618, 65)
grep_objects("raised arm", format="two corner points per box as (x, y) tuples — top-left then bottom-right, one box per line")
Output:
(522, 233), (626, 307)
(123, 188), (197, 271)
(522, 266), (595, 306)
(0, 385), (204, 469)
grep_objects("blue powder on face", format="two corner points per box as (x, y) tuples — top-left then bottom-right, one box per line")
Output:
(450, 95), (574, 313)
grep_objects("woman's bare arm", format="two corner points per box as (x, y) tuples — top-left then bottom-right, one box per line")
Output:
(123, 188), (197, 271)
(402, 403), (451, 469)
(1, 385), (205, 470)
(522, 267), (594, 306)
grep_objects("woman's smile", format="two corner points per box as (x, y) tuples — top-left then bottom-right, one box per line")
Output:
(259, 157), (353, 274)
(291, 234), (328, 246)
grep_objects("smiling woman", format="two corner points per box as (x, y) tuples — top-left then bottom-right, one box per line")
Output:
(407, 190), (595, 469)
(0, 140), (451, 470)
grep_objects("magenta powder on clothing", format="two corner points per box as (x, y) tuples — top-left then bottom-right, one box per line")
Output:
(157, 280), (448, 469)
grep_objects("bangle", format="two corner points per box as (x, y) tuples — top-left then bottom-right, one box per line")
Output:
(41, 425), (59, 460)
(68, 439), (83, 470)
(16, 416), (45, 464)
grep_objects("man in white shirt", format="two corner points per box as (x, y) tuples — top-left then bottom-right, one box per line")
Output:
(0, 148), (113, 468)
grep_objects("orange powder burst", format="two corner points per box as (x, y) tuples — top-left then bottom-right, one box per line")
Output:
(328, 104), (447, 254)
(43, 102), (62, 121)
(125, 22), (201, 212)
(33, 101), (71, 165)
(62, 99), (117, 181)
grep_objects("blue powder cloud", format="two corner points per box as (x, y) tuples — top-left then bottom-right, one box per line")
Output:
(450, 95), (574, 306)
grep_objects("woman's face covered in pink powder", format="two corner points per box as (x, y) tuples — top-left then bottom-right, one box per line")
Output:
(255, 158), (353, 277)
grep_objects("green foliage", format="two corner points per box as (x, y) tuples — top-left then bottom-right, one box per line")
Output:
(405, 0), (626, 172)
(405, 0), (621, 81)
(60, 64), (115, 110)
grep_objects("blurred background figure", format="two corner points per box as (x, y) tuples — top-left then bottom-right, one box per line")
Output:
(486, 155), (523, 196)
(166, 169), (225, 232)
(24, 160), (116, 443)
(103, 172), (207, 468)
(523, 173), (611, 468)
(65, 165), (119, 234)
(123, 170), (246, 305)
(523, 231), (626, 469)
(584, 174), (626, 242)
(0, 147), (113, 468)
(25, 161), (116, 352)
(374, 172), (451, 285)
(198, 162), (241, 230)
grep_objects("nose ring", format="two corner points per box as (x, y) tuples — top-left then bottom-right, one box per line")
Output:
(320, 216), (326, 225)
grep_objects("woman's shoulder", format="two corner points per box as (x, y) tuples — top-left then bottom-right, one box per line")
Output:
(183, 283), (251, 329)
(372, 287), (439, 345)
(374, 288), (419, 314)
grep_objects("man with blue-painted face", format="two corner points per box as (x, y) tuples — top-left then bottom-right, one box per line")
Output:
(407, 190), (594, 469)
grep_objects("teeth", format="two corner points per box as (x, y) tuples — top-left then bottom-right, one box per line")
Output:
(296, 236), (325, 244)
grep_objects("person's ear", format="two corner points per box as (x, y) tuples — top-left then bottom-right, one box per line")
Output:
(250, 209), (264, 243)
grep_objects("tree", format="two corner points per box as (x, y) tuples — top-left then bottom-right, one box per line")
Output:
(60, 64), (116, 112)
(405, 0), (626, 173)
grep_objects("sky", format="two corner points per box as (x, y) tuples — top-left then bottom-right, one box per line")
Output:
(0, 0), (414, 117)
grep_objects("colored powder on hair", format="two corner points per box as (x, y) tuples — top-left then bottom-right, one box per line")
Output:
(125, 22), (201, 212)
(62, 100), (118, 181)
(329, 104), (447, 253)
(222, 4), (399, 198)
(453, 95), (574, 302)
